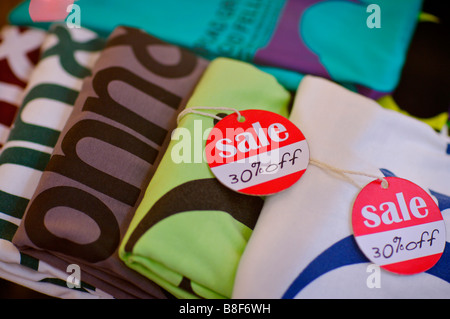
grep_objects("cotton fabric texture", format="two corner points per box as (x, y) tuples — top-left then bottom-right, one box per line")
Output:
(233, 76), (450, 299)
(0, 24), (109, 298)
(119, 57), (291, 299)
(12, 26), (209, 299)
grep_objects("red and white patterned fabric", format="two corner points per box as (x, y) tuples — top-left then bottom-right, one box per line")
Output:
(0, 25), (46, 147)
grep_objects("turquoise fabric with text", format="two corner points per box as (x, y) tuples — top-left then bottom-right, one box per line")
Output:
(9, 0), (421, 94)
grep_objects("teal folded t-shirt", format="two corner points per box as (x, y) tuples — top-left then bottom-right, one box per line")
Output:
(9, 0), (421, 94)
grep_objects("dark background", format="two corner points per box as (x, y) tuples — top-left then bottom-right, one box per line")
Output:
(1, 0), (22, 28)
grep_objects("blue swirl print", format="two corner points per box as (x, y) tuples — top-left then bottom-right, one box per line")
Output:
(282, 168), (450, 299)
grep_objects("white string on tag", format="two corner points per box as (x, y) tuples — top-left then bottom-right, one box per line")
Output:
(177, 106), (243, 125)
(309, 158), (389, 189)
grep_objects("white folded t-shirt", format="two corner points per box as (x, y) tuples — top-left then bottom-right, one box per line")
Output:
(233, 76), (450, 299)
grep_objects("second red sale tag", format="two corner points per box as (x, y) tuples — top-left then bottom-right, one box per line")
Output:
(205, 109), (309, 196)
(352, 177), (446, 275)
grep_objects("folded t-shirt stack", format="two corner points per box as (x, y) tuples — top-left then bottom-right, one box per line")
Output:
(0, 25), (45, 147)
(377, 16), (450, 132)
(12, 26), (209, 299)
(233, 75), (450, 299)
(9, 0), (421, 95)
(0, 24), (108, 298)
(119, 57), (291, 299)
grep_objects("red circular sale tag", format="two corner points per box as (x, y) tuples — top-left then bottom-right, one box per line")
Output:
(352, 177), (446, 275)
(205, 109), (309, 196)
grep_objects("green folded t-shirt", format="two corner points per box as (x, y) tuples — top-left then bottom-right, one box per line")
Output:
(119, 57), (291, 299)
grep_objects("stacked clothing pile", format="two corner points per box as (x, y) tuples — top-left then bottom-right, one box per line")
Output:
(0, 0), (448, 299)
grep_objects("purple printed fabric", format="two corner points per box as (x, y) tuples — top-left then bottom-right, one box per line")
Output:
(254, 0), (330, 78)
(253, 0), (422, 97)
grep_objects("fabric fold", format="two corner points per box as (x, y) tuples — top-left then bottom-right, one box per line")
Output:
(12, 26), (209, 299)
(119, 57), (291, 299)
(233, 75), (450, 299)
(0, 24), (109, 298)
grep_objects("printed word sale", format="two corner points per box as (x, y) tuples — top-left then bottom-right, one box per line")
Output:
(361, 192), (429, 228)
(214, 121), (289, 158)
(171, 120), (291, 164)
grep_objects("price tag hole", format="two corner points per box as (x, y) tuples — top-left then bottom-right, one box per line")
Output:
(237, 116), (246, 123)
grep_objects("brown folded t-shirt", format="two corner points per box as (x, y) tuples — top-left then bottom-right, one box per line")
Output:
(12, 26), (208, 299)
